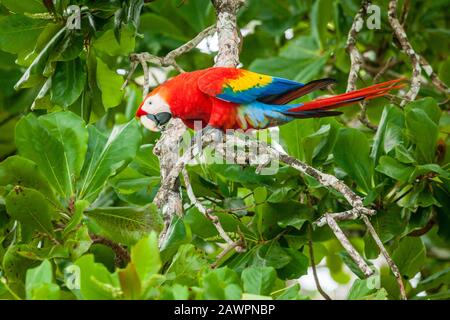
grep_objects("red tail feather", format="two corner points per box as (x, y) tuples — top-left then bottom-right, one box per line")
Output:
(288, 79), (406, 113)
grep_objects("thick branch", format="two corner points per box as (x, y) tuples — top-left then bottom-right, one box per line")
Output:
(212, 0), (244, 67)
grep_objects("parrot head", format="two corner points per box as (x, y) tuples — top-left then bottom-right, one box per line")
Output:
(136, 91), (172, 131)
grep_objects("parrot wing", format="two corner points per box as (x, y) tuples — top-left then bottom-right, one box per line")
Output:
(198, 68), (307, 104)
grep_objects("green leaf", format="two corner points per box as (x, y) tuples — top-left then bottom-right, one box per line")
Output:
(277, 248), (309, 279)
(412, 267), (450, 296)
(77, 120), (141, 202)
(160, 216), (191, 262)
(1, 0), (47, 13)
(14, 26), (66, 89)
(280, 119), (316, 162)
(334, 128), (373, 193)
(139, 13), (186, 39)
(15, 114), (73, 197)
(85, 205), (162, 246)
(63, 199), (89, 236)
(2, 244), (40, 296)
(118, 263), (141, 300)
(93, 26), (135, 57)
(405, 98), (441, 163)
(241, 266), (277, 295)
(39, 111), (88, 181)
(311, 0), (333, 49)
(25, 260), (59, 300)
(0, 14), (47, 54)
(96, 58), (124, 109)
(201, 267), (242, 300)
(371, 105), (405, 163)
(0, 155), (56, 203)
(75, 254), (122, 300)
(50, 59), (86, 107)
(347, 278), (387, 300)
(130, 232), (161, 285)
(375, 156), (415, 181)
(392, 237), (426, 279)
(165, 244), (208, 287)
(65, 225), (92, 260)
(276, 283), (305, 300)
(5, 187), (55, 236)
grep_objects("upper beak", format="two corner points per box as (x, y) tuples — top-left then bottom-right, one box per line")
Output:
(136, 102), (147, 118)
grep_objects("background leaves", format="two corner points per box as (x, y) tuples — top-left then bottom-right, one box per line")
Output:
(0, 0), (448, 301)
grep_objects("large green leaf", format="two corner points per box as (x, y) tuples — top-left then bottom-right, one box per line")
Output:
(370, 105), (405, 163)
(39, 111), (88, 182)
(85, 205), (162, 246)
(15, 114), (73, 197)
(130, 233), (161, 284)
(75, 254), (121, 300)
(96, 58), (124, 109)
(201, 267), (242, 300)
(25, 260), (59, 300)
(165, 244), (208, 286)
(392, 237), (426, 279)
(93, 26), (135, 57)
(1, 0), (47, 13)
(0, 14), (47, 54)
(77, 120), (141, 202)
(334, 128), (373, 193)
(14, 26), (66, 89)
(241, 266), (277, 296)
(375, 156), (415, 182)
(404, 98), (441, 164)
(0, 155), (56, 203)
(50, 58), (86, 107)
(5, 187), (55, 236)
(311, 0), (333, 49)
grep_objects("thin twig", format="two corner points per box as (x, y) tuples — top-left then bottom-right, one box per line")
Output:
(346, 0), (370, 93)
(182, 168), (244, 250)
(388, 0), (421, 105)
(418, 55), (449, 94)
(361, 215), (407, 300)
(308, 226), (332, 300)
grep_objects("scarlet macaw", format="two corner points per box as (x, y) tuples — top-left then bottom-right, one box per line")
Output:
(136, 67), (404, 132)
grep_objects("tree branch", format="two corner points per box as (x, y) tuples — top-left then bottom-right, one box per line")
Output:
(361, 215), (407, 300)
(346, 0), (370, 93)
(388, 0), (421, 105)
(308, 227), (332, 300)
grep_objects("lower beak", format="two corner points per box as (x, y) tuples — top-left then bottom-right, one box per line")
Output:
(139, 116), (160, 132)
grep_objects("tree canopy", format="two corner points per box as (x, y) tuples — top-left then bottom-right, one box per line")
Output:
(0, 0), (449, 300)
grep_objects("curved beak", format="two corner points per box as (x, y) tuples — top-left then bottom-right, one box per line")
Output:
(140, 115), (160, 132)
(136, 101), (147, 118)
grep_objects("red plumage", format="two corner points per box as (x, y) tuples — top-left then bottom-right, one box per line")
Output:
(136, 67), (406, 131)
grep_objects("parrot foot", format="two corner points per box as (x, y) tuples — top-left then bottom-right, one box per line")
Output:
(190, 125), (223, 153)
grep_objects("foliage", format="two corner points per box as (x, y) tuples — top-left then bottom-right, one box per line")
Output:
(0, 0), (449, 300)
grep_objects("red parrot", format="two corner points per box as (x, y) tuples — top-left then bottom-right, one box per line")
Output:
(136, 67), (404, 132)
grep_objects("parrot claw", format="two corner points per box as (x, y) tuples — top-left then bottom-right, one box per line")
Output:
(190, 125), (223, 151)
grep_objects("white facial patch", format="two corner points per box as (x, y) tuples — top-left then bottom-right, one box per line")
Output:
(139, 93), (172, 132)
(141, 93), (171, 115)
